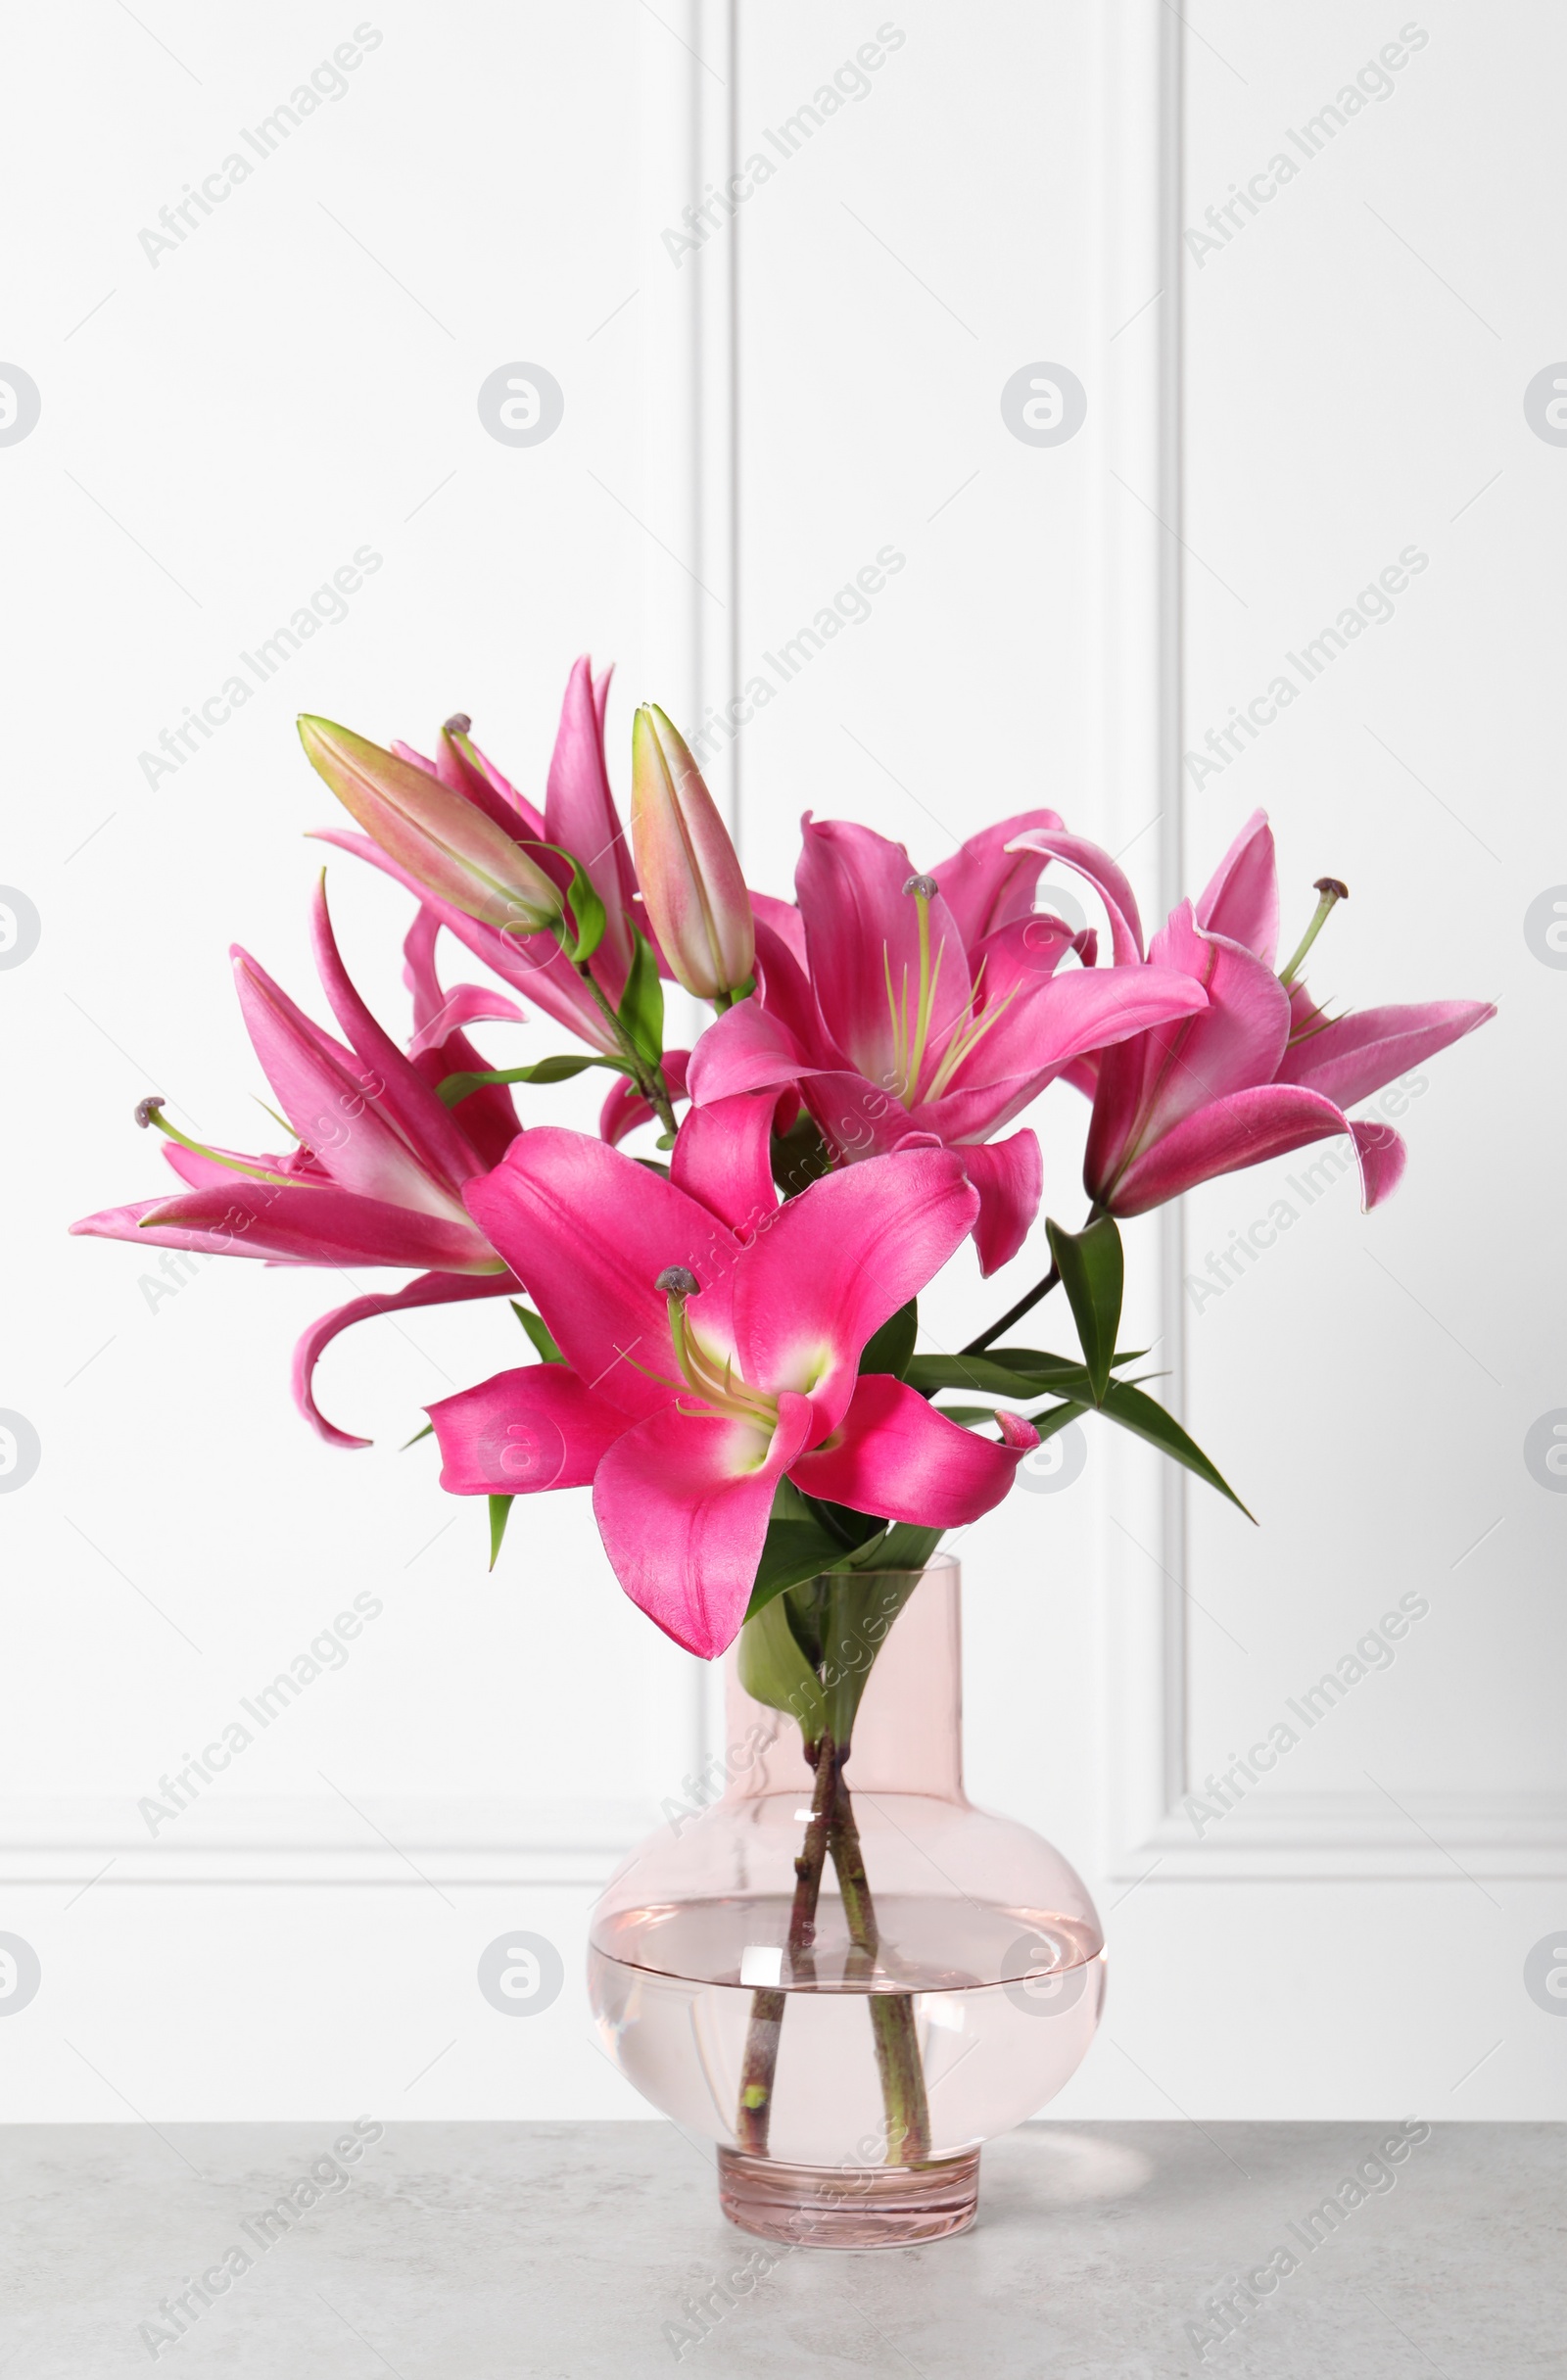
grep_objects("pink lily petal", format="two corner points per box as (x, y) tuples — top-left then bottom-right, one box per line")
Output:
(1087, 905), (1292, 1203)
(433, 718), (544, 841)
(729, 1145), (977, 1435)
(1196, 810), (1278, 966)
(308, 877), (481, 1195)
(71, 1197), (281, 1260)
(159, 1138), (294, 1191)
(404, 979), (526, 1054)
(546, 656), (638, 971)
(137, 1179), (499, 1271)
(297, 1268), (522, 1449)
(924, 944), (1211, 1105)
(428, 1360), (627, 1490)
(799, 1071), (918, 1162)
(230, 942), (473, 1224)
(1350, 1119), (1406, 1209)
(687, 995), (819, 1105)
(594, 1391), (815, 1658)
(1003, 829), (1146, 965)
(751, 915), (838, 1061)
(790, 1373), (1036, 1524)
(462, 1127), (733, 1420)
(795, 817), (973, 1086)
(311, 829), (626, 1051)
(402, 904), (526, 1052)
(598, 1049), (690, 1148)
(401, 908), (523, 1166)
(932, 807), (1063, 945)
(1107, 1082), (1357, 1216)
(670, 1093), (779, 1233)
(1274, 998), (1496, 1111)
(750, 891), (808, 972)
(958, 1130), (1043, 1276)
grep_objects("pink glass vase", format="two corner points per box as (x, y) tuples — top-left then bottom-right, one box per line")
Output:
(588, 1559), (1106, 2248)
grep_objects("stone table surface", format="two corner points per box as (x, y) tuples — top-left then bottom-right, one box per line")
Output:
(1, 2120), (1561, 2377)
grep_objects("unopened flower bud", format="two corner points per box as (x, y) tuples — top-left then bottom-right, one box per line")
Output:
(299, 715), (563, 937)
(631, 706), (754, 1002)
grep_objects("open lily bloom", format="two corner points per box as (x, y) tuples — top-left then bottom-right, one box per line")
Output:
(1006, 811), (1496, 1216)
(309, 656), (658, 1056)
(428, 1113), (1037, 1657)
(70, 880), (522, 1447)
(686, 814), (1210, 1272)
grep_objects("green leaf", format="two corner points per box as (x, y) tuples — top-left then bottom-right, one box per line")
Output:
(1045, 1213), (1123, 1404)
(906, 1350), (1094, 1401)
(845, 1521), (944, 1574)
(487, 1494), (514, 1569)
(510, 1302), (564, 1365)
(933, 1404), (1004, 1427)
(819, 1570), (923, 1745)
(743, 1517), (853, 1621)
(616, 928), (665, 1067)
(518, 842), (608, 965)
(860, 1298), (918, 1381)
(990, 1345), (1143, 1383)
(1095, 1381), (1255, 1519)
(436, 1053), (627, 1108)
(736, 1595), (826, 1743)
(400, 1421), (434, 1451)
(1024, 1399), (1089, 1444)
(805, 1492), (887, 1550)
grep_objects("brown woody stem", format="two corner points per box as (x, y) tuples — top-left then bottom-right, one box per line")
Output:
(734, 1732), (838, 2154)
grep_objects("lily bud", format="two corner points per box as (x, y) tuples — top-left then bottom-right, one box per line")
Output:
(298, 716), (562, 937)
(630, 705), (754, 1002)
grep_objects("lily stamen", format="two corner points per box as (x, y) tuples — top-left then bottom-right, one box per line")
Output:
(133, 1097), (301, 1191)
(1279, 877), (1349, 988)
(656, 1265), (780, 1428)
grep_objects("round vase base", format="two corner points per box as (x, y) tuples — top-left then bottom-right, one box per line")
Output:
(717, 2145), (980, 2249)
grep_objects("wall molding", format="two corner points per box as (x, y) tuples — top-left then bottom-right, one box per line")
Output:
(0, 1798), (650, 1888)
(1098, 1), (1565, 1885)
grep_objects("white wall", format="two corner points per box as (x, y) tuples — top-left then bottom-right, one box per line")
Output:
(0, 0), (1559, 2124)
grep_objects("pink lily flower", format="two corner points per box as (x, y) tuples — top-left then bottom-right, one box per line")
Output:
(71, 880), (525, 1447)
(685, 813), (1210, 1272)
(426, 1112), (1038, 1657)
(1005, 810), (1496, 1215)
(308, 658), (661, 1058)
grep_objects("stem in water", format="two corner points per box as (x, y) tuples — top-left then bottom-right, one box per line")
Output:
(830, 1774), (931, 2166)
(734, 1731), (837, 2154)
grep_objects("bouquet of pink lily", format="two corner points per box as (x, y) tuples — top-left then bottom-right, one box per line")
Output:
(75, 658), (1493, 1666)
(76, 659), (1493, 2215)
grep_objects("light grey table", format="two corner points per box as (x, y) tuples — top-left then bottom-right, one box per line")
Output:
(2, 2120), (1559, 2376)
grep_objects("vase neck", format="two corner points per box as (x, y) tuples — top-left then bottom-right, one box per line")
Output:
(724, 1561), (966, 1802)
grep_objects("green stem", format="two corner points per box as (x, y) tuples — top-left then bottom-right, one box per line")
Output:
(734, 1731), (836, 2154)
(962, 1261), (1060, 1355)
(572, 960), (678, 1136)
(829, 1775), (930, 2166)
